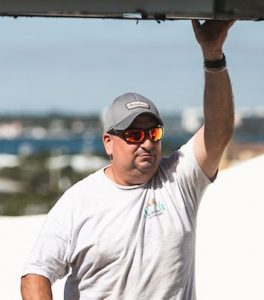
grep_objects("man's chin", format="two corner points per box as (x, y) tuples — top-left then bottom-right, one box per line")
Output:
(137, 160), (158, 173)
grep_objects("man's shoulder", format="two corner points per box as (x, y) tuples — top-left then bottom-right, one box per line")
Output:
(160, 149), (180, 169)
(58, 168), (104, 203)
(161, 149), (180, 161)
(70, 168), (104, 191)
(158, 139), (194, 174)
(51, 168), (105, 213)
(162, 139), (193, 162)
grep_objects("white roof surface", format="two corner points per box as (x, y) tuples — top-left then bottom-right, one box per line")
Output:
(1, 155), (264, 299)
(196, 155), (264, 300)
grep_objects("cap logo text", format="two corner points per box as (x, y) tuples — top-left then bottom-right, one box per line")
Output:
(126, 101), (150, 110)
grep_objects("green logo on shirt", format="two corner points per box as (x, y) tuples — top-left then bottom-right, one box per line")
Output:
(144, 199), (165, 218)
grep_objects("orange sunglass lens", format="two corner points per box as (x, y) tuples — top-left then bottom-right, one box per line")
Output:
(125, 130), (144, 143)
(149, 128), (163, 141)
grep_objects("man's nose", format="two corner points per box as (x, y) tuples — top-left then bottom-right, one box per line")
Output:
(140, 137), (154, 150)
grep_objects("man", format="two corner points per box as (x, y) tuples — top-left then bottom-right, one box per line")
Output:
(21, 19), (235, 299)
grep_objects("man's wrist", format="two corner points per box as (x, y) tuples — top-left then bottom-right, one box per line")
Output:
(204, 54), (227, 72)
(202, 48), (224, 61)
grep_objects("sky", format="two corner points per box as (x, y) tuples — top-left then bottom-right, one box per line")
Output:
(0, 17), (264, 114)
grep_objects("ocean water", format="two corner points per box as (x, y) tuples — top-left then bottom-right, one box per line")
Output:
(0, 132), (261, 155)
(0, 135), (105, 155)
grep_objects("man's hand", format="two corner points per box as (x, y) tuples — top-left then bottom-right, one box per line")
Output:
(192, 20), (235, 60)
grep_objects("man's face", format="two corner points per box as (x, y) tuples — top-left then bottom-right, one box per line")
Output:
(103, 114), (162, 185)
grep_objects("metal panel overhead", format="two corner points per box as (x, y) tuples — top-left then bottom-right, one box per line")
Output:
(0, 0), (263, 20)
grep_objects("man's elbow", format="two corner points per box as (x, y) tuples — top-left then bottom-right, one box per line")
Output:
(21, 274), (52, 300)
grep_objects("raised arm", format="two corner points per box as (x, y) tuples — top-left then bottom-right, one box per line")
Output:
(192, 20), (235, 180)
(21, 274), (53, 300)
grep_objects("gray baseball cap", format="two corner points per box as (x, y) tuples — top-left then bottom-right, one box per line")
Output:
(103, 93), (163, 132)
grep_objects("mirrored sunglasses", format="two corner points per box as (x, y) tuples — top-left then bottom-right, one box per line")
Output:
(108, 126), (164, 144)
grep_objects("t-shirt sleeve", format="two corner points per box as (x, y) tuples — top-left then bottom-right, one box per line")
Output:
(22, 193), (72, 284)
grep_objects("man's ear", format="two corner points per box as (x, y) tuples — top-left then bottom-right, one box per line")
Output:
(102, 133), (113, 157)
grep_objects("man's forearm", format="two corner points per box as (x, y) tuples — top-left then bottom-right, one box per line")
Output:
(203, 66), (234, 150)
(21, 274), (53, 300)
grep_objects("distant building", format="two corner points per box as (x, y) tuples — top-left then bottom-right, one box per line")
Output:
(0, 121), (22, 138)
(181, 108), (202, 133)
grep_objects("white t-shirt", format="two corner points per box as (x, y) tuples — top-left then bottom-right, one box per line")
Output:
(23, 139), (211, 300)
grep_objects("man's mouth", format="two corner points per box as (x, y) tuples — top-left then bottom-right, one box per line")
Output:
(139, 153), (155, 160)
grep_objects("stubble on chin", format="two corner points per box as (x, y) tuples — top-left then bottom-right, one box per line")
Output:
(135, 154), (160, 174)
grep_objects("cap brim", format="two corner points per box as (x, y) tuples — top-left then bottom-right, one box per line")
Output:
(114, 111), (163, 130)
